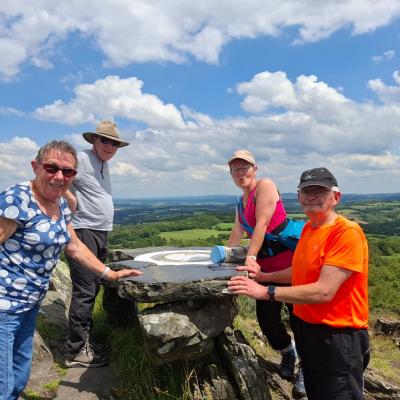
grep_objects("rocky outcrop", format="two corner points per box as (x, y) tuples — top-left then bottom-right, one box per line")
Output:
(364, 369), (400, 400)
(113, 259), (245, 302)
(139, 297), (237, 364)
(216, 328), (271, 400)
(375, 318), (400, 348)
(118, 276), (237, 303)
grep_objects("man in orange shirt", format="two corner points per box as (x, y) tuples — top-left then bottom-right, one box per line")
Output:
(229, 167), (369, 400)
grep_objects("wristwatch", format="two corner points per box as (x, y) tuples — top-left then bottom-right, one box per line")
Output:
(267, 285), (276, 301)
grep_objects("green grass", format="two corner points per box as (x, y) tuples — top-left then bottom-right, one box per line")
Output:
(369, 333), (400, 386)
(213, 222), (234, 230)
(24, 390), (41, 400)
(337, 208), (360, 216)
(36, 316), (65, 342)
(350, 202), (400, 210)
(369, 254), (400, 315)
(159, 228), (229, 241)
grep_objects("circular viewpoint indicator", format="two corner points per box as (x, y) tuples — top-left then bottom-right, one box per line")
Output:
(134, 249), (211, 265)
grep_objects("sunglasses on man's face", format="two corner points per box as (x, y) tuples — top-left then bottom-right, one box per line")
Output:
(41, 163), (77, 178)
(99, 137), (120, 147)
(299, 186), (331, 196)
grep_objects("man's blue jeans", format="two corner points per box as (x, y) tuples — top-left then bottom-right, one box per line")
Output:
(0, 306), (39, 400)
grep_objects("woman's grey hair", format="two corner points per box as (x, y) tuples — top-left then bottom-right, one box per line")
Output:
(35, 140), (78, 167)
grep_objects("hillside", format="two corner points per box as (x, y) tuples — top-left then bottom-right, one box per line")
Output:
(114, 193), (400, 231)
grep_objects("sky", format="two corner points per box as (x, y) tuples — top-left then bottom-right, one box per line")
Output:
(1, 0), (400, 198)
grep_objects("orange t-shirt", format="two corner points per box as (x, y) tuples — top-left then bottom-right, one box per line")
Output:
(292, 215), (368, 329)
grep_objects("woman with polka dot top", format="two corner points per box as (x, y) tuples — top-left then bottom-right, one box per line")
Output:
(0, 140), (142, 400)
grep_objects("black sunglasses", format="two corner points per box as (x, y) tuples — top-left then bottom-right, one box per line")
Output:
(100, 137), (120, 147)
(42, 163), (77, 178)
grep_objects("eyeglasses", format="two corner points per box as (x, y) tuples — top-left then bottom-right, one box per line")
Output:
(42, 163), (77, 178)
(230, 165), (253, 175)
(299, 186), (331, 196)
(100, 137), (120, 147)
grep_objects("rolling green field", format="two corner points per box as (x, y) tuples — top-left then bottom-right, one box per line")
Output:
(159, 228), (228, 240)
(214, 222), (234, 230)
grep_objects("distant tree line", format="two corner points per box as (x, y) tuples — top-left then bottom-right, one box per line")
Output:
(109, 213), (233, 249)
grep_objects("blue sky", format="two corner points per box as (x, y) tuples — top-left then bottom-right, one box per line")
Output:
(1, 1), (400, 197)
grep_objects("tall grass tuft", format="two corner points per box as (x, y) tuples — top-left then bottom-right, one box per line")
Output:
(92, 289), (195, 399)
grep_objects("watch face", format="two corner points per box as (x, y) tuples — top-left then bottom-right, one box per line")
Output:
(268, 285), (276, 300)
(268, 286), (276, 294)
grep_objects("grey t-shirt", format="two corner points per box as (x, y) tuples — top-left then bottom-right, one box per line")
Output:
(70, 149), (113, 231)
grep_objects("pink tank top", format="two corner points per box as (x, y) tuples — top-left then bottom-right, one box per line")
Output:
(239, 186), (293, 273)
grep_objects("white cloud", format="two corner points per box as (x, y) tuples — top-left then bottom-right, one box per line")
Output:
(184, 168), (211, 181)
(0, 137), (38, 188)
(121, 70), (400, 194)
(368, 70), (400, 104)
(372, 49), (396, 63)
(111, 162), (145, 177)
(237, 71), (349, 120)
(1, 0), (400, 79)
(332, 152), (399, 170)
(0, 106), (24, 116)
(238, 71), (298, 112)
(34, 75), (185, 129)
(3, 69), (400, 196)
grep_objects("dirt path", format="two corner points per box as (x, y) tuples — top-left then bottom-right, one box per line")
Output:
(54, 364), (116, 400)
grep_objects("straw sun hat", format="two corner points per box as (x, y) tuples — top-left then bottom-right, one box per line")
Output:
(82, 120), (129, 147)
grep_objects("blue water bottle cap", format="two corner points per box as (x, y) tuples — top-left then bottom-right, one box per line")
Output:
(210, 245), (226, 263)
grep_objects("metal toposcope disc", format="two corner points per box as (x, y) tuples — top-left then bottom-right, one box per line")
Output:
(111, 249), (244, 302)
(134, 249), (212, 265)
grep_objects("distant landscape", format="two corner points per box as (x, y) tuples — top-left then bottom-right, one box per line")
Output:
(111, 193), (400, 317)
(114, 192), (400, 234)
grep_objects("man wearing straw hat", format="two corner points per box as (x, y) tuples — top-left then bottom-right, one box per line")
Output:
(64, 121), (129, 368)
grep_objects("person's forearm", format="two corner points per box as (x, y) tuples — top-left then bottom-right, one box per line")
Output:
(65, 241), (109, 277)
(227, 232), (242, 247)
(246, 223), (266, 257)
(0, 217), (17, 244)
(274, 282), (333, 304)
(258, 267), (292, 284)
(227, 224), (243, 247)
(229, 278), (333, 303)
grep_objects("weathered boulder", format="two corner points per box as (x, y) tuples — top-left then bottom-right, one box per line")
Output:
(375, 318), (400, 337)
(216, 328), (271, 400)
(49, 259), (72, 308)
(364, 369), (400, 400)
(114, 260), (243, 303)
(119, 276), (236, 303)
(39, 260), (71, 331)
(138, 297), (237, 364)
(191, 352), (239, 400)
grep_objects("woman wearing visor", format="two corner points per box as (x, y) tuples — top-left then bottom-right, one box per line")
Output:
(226, 150), (304, 396)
